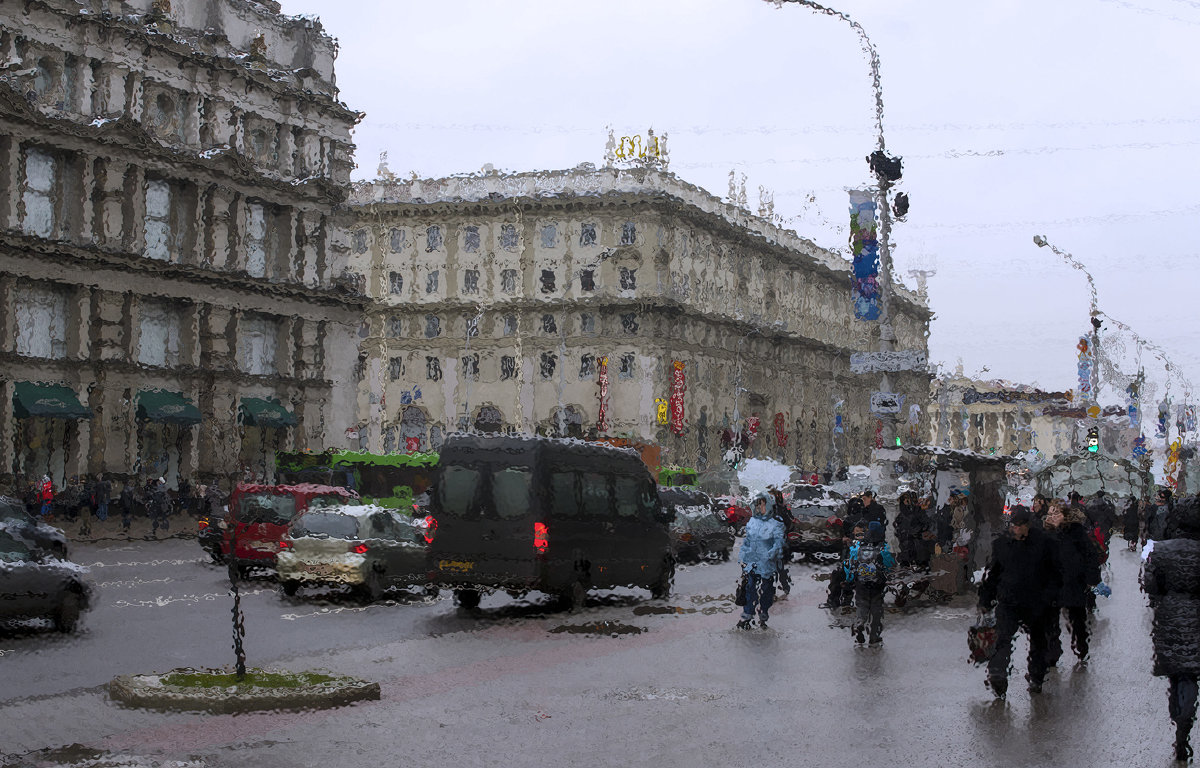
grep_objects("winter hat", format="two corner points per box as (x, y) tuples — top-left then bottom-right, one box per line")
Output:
(867, 520), (885, 542)
(1009, 506), (1033, 526)
(752, 491), (775, 515)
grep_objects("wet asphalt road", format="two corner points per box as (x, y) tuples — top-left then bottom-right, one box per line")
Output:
(0, 536), (1177, 767)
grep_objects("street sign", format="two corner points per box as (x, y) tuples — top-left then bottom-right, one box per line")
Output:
(870, 392), (904, 415)
(850, 350), (928, 374)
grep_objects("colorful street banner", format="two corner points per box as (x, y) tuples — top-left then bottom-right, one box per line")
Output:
(597, 356), (610, 432)
(773, 412), (788, 448)
(1126, 376), (1141, 431)
(669, 361), (686, 437)
(1158, 398), (1170, 439)
(848, 190), (880, 321)
(1076, 337), (1094, 402)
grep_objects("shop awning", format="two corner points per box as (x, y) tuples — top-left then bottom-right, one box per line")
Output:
(137, 389), (202, 425)
(239, 397), (297, 428)
(12, 382), (92, 420)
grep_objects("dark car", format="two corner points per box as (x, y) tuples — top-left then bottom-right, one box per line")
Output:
(715, 495), (752, 534)
(429, 434), (675, 611)
(785, 485), (846, 561)
(276, 504), (433, 600)
(663, 488), (733, 563)
(0, 529), (92, 632)
(0, 495), (69, 559)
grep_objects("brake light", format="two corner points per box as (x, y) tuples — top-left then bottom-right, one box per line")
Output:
(533, 522), (549, 554)
(198, 519), (209, 530)
(680, 532), (693, 542)
(352, 543), (368, 554)
(422, 515), (437, 545)
(278, 540), (291, 550)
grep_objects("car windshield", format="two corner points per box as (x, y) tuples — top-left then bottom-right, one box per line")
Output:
(290, 512), (361, 539)
(0, 529), (32, 563)
(238, 493), (298, 525)
(306, 494), (347, 511)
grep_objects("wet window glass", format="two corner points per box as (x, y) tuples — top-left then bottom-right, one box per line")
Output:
(614, 476), (639, 517)
(426, 270), (439, 294)
(580, 313), (595, 334)
(580, 223), (596, 247)
(389, 356), (404, 380)
(493, 467), (531, 519)
(463, 269), (479, 294)
(238, 493), (298, 524)
(424, 315), (441, 338)
(541, 314), (557, 334)
(426, 225), (443, 251)
(580, 269), (595, 292)
(620, 313), (639, 334)
(581, 473), (609, 517)
(291, 512), (358, 539)
(540, 269), (556, 293)
(501, 269), (518, 294)
(500, 355), (516, 380)
(0, 530), (31, 562)
(464, 226), (480, 253)
(540, 224), (557, 248)
(388, 271), (404, 295)
(540, 352), (557, 379)
(502, 314), (518, 336)
(440, 467), (480, 516)
(551, 471), (577, 512)
(579, 354), (595, 379)
(387, 315), (403, 337)
(619, 267), (637, 290)
(306, 495), (345, 511)
(500, 223), (518, 249)
(426, 356), (442, 381)
(389, 227), (406, 252)
(621, 222), (637, 245)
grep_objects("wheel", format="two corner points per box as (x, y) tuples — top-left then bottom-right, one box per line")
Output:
(559, 580), (587, 613)
(650, 558), (675, 599)
(424, 585), (441, 599)
(53, 590), (82, 633)
(281, 580), (299, 596)
(455, 589), (481, 609)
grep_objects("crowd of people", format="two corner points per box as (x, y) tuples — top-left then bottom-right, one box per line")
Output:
(10, 474), (226, 535)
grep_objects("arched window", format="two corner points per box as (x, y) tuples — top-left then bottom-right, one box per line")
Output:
(475, 405), (503, 434)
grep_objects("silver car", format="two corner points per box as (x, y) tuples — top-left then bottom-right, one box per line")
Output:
(276, 504), (433, 601)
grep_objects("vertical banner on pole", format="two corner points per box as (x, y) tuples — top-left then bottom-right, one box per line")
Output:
(597, 357), (610, 432)
(669, 361), (686, 437)
(1076, 337), (1094, 403)
(848, 190), (880, 321)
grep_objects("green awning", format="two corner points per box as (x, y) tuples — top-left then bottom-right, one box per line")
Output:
(239, 397), (297, 428)
(137, 389), (202, 425)
(12, 382), (92, 420)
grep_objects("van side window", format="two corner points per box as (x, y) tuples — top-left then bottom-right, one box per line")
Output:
(614, 476), (639, 517)
(441, 466), (480, 516)
(581, 472), (609, 517)
(493, 467), (532, 519)
(551, 471), (578, 513)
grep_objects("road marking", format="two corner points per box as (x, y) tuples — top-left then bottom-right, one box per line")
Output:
(97, 576), (176, 588)
(84, 558), (206, 569)
(112, 588), (272, 608)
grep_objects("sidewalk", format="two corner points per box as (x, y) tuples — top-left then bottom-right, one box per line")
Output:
(57, 511), (196, 545)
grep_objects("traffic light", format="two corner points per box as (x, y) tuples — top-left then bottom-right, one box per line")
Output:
(1086, 427), (1099, 453)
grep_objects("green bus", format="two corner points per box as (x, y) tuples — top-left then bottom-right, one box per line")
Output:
(275, 450), (439, 510)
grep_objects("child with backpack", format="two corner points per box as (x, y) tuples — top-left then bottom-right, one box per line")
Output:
(847, 520), (896, 646)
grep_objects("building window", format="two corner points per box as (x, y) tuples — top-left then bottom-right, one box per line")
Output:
(426, 356), (442, 381)
(540, 224), (557, 248)
(540, 352), (557, 379)
(389, 356), (405, 380)
(31, 57), (60, 106)
(580, 354), (595, 379)
(245, 201), (268, 277)
(619, 353), (635, 380)
(424, 315), (441, 338)
(464, 226), (480, 253)
(426, 225), (443, 251)
(467, 316), (480, 338)
(501, 268), (518, 295)
(621, 222), (637, 245)
(620, 313), (639, 334)
(503, 314), (518, 337)
(580, 223), (596, 247)
(500, 355), (516, 380)
(463, 269), (480, 295)
(540, 269), (556, 294)
(389, 271), (404, 295)
(541, 314), (557, 334)
(619, 267), (637, 290)
(13, 283), (67, 359)
(351, 228), (369, 254)
(580, 268), (595, 292)
(426, 270), (439, 294)
(239, 315), (278, 376)
(501, 223), (518, 250)
(22, 149), (56, 238)
(144, 179), (172, 261)
(387, 316), (403, 338)
(461, 354), (479, 380)
(389, 227), (407, 252)
(580, 313), (595, 334)
(137, 300), (182, 367)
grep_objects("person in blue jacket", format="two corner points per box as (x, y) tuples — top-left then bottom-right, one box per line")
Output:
(737, 491), (786, 630)
(846, 520), (896, 646)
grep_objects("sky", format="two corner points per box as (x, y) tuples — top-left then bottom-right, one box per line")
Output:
(281, 0), (1200, 412)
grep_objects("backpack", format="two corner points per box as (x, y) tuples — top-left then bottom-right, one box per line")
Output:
(854, 542), (887, 584)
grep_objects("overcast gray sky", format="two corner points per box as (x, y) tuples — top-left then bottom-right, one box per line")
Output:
(283, 0), (1200, 411)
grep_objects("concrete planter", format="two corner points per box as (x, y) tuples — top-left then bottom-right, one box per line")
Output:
(107, 668), (380, 714)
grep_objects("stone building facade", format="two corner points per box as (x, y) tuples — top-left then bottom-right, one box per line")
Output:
(342, 166), (932, 473)
(0, 0), (362, 491)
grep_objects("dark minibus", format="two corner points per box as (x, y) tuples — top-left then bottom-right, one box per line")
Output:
(430, 434), (675, 610)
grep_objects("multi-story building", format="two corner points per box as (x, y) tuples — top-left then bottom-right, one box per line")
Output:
(0, 0), (362, 491)
(342, 165), (932, 473)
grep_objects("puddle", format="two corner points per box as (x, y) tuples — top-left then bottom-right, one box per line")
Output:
(548, 621), (646, 636)
(632, 605), (697, 616)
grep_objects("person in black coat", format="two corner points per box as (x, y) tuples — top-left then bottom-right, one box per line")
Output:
(1122, 497), (1142, 552)
(978, 505), (1063, 699)
(1141, 495), (1200, 761)
(859, 490), (888, 531)
(893, 491), (930, 568)
(1147, 488), (1175, 544)
(1044, 503), (1102, 666)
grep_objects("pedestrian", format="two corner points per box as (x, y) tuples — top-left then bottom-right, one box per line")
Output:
(894, 491), (929, 568)
(820, 508), (864, 611)
(149, 477), (170, 535)
(1086, 490), (1117, 555)
(934, 492), (960, 553)
(38, 475), (54, 518)
(1043, 502), (1101, 667)
(859, 489), (888, 531)
(769, 487), (793, 598)
(1122, 497), (1142, 552)
(91, 473), (111, 522)
(846, 520), (895, 647)
(1030, 495), (1051, 530)
(977, 505), (1063, 698)
(736, 491), (786, 630)
(1146, 488), (1175, 546)
(119, 480), (135, 532)
(1140, 495), (1200, 762)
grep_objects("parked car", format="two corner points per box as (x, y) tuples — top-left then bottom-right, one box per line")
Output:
(662, 488), (733, 563)
(715, 495), (751, 534)
(0, 529), (91, 632)
(206, 483), (359, 575)
(0, 495), (69, 559)
(785, 485), (846, 561)
(429, 434), (675, 611)
(276, 504), (433, 600)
